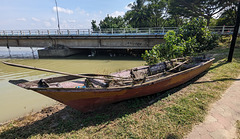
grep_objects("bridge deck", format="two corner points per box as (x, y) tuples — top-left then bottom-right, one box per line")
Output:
(0, 26), (237, 37)
(0, 26), (238, 49)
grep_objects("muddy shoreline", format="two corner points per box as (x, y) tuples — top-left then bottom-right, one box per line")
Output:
(0, 103), (66, 126)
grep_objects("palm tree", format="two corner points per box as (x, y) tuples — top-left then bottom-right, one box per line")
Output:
(125, 0), (150, 28)
(128, 0), (147, 11)
(147, 0), (166, 27)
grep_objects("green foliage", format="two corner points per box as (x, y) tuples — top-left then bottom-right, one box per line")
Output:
(216, 2), (238, 26)
(177, 18), (219, 52)
(124, 0), (167, 28)
(124, 5), (152, 28)
(156, 31), (184, 61)
(99, 15), (127, 29)
(142, 48), (159, 65)
(163, 16), (185, 27)
(146, 0), (166, 27)
(91, 0), (236, 28)
(142, 30), (198, 65)
(209, 18), (218, 26)
(142, 18), (219, 65)
(167, 0), (235, 26)
(91, 20), (99, 31)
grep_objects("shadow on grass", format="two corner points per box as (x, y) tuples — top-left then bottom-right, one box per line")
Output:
(166, 133), (181, 139)
(193, 78), (240, 84)
(0, 71), (210, 138)
(209, 59), (228, 70)
(192, 57), (240, 84)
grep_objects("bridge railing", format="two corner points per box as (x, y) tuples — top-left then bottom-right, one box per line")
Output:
(92, 27), (178, 35)
(0, 26), (238, 36)
(209, 26), (236, 35)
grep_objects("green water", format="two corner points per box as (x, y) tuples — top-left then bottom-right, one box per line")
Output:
(0, 57), (145, 123)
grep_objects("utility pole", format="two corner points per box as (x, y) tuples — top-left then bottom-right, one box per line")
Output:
(54, 0), (61, 34)
(228, 1), (240, 62)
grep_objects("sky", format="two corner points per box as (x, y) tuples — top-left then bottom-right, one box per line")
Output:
(0, 0), (133, 30)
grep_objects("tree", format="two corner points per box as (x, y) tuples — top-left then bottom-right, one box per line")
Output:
(142, 30), (194, 65)
(128, 0), (147, 11)
(167, 0), (235, 26)
(91, 20), (99, 31)
(177, 18), (219, 52)
(165, 0), (186, 27)
(99, 15), (126, 29)
(163, 16), (185, 27)
(147, 0), (166, 27)
(228, 1), (240, 62)
(142, 18), (219, 65)
(124, 0), (151, 27)
(216, 2), (239, 26)
(91, 0), (237, 28)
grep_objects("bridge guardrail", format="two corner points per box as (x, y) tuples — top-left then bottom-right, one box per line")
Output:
(208, 26), (236, 35)
(0, 26), (238, 36)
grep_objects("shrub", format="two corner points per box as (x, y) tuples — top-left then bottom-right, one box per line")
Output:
(177, 18), (219, 53)
(142, 18), (219, 65)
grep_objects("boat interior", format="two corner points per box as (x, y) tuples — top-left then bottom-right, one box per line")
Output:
(9, 57), (211, 89)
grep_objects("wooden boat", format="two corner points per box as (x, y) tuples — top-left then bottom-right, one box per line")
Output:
(4, 57), (214, 112)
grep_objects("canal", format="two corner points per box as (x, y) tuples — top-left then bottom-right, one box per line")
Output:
(0, 47), (145, 123)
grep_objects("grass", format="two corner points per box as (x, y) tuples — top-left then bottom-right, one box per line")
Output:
(237, 121), (240, 139)
(0, 37), (240, 138)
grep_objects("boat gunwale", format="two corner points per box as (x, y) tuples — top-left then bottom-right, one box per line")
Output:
(28, 58), (215, 92)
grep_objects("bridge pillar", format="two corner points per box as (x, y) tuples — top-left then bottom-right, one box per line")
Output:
(38, 45), (80, 58)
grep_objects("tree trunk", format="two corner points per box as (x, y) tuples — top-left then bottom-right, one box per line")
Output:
(228, 1), (240, 62)
(174, 16), (179, 27)
(206, 17), (211, 26)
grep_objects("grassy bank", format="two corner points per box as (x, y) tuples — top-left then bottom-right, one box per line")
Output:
(0, 38), (240, 138)
(237, 121), (240, 139)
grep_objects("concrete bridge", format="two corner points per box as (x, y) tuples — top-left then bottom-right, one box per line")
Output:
(0, 26), (237, 57)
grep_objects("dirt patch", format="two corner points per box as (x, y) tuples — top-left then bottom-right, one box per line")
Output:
(0, 103), (65, 129)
